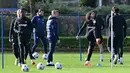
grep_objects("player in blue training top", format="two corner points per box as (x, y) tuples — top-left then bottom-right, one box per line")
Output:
(46, 10), (60, 66)
(31, 9), (48, 60)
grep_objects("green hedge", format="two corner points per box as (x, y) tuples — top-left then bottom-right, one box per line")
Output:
(39, 3), (130, 15)
(0, 36), (130, 52)
(80, 0), (96, 7)
(58, 37), (130, 51)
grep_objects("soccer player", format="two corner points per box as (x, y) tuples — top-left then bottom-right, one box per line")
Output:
(13, 8), (34, 65)
(46, 10), (60, 66)
(31, 9), (48, 59)
(90, 11), (105, 62)
(107, 7), (127, 64)
(76, 10), (104, 66)
(106, 7), (115, 62)
(9, 10), (20, 65)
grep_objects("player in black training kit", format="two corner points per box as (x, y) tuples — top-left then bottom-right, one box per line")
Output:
(84, 11), (105, 62)
(76, 10), (104, 66)
(13, 9), (35, 66)
(107, 7), (127, 64)
(9, 11), (20, 65)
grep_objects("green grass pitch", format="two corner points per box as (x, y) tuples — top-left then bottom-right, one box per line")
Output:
(0, 52), (130, 73)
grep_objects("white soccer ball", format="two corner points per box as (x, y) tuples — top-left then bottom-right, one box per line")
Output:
(32, 52), (39, 59)
(55, 62), (62, 69)
(37, 62), (45, 70)
(42, 54), (48, 60)
(21, 64), (30, 72)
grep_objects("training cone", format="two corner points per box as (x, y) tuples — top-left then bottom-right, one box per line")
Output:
(96, 63), (101, 66)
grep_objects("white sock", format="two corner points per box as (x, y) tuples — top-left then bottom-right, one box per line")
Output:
(99, 44), (104, 53)
(120, 57), (123, 62)
(100, 54), (104, 60)
(114, 55), (117, 59)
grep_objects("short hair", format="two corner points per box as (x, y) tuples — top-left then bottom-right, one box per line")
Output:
(112, 6), (119, 13)
(85, 11), (91, 21)
(17, 9), (24, 17)
(17, 8), (26, 14)
(114, 7), (119, 13)
(38, 8), (44, 12)
(51, 10), (59, 15)
(17, 9), (21, 15)
(112, 6), (116, 10)
(90, 10), (97, 14)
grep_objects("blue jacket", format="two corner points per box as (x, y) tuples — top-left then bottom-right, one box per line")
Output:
(31, 15), (45, 35)
(46, 15), (59, 40)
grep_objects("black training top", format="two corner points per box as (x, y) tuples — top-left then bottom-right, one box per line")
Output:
(9, 18), (18, 40)
(108, 14), (127, 38)
(13, 16), (33, 39)
(77, 16), (104, 39)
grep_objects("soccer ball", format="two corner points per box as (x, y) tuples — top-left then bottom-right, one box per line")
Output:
(42, 54), (48, 60)
(55, 62), (62, 69)
(21, 64), (30, 72)
(37, 62), (45, 70)
(32, 52), (39, 59)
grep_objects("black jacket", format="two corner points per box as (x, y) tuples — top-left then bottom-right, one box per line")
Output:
(107, 14), (127, 38)
(9, 18), (18, 41)
(13, 17), (33, 39)
(95, 16), (104, 38)
(77, 16), (104, 38)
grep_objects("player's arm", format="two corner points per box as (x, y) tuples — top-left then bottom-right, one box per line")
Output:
(122, 17), (127, 38)
(95, 16), (104, 44)
(100, 16), (105, 30)
(9, 19), (15, 42)
(31, 16), (37, 28)
(77, 21), (87, 36)
(53, 20), (59, 40)
(76, 21), (87, 40)
(31, 16), (38, 42)
(107, 15), (111, 31)
(43, 17), (47, 35)
(28, 19), (34, 39)
(13, 19), (19, 33)
(106, 14), (111, 28)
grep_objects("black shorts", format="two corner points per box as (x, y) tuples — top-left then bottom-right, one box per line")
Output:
(87, 33), (96, 42)
(107, 36), (123, 48)
(98, 36), (103, 44)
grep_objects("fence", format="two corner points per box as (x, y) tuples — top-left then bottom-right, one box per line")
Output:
(1, 14), (130, 36)
(0, 13), (130, 51)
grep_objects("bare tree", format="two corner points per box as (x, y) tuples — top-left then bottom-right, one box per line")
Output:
(28, 0), (35, 17)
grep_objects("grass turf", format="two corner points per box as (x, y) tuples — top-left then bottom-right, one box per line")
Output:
(0, 52), (130, 73)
